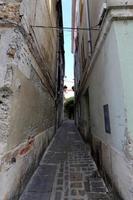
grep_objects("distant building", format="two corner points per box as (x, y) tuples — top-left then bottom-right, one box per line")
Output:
(72, 1), (133, 199)
(64, 78), (74, 100)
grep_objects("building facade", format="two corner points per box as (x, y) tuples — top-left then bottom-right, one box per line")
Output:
(0, 0), (64, 199)
(72, 0), (133, 199)
(64, 78), (74, 100)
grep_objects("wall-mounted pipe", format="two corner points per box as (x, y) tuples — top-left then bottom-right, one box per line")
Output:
(87, 0), (93, 55)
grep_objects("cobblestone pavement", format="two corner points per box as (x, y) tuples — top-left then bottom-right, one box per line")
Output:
(20, 120), (111, 200)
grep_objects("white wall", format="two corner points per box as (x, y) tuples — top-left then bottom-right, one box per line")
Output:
(89, 22), (125, 152)
(88, 0), (133, 49)
(115, 21), (133, 159)
(88, 20), (133, 200)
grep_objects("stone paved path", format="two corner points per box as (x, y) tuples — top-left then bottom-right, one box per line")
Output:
(20, 120), (111, 200)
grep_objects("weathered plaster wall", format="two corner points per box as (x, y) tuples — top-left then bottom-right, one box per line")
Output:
(20, 0), (57, 78)
(88, 0), (133, 49)
(0, 126), (54, 199)
(87, 21), (133, 199)
(115, 21), (133, 160)
(89, 22), (125, 152)
(73, 1), (133, 199)
(0, 0), (60, 199)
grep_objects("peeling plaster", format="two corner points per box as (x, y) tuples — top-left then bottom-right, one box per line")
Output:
(0, 87), (12, 155)
(0, 0), (63, 199)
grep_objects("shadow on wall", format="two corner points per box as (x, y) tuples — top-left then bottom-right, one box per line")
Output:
(64, 97), (74, 120)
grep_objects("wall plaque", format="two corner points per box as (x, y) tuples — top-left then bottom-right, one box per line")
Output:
(103, 104), (111, 134)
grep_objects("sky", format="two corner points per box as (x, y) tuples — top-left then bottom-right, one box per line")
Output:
(62, 0), (74, 80)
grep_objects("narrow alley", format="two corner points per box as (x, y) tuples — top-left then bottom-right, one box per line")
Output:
(20, 120), (111, 200)
(0, 0), (133, 199)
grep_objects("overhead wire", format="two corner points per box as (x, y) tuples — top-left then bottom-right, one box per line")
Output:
(31, 25), (100, 32)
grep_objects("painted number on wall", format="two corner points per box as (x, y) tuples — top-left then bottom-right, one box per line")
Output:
(103, 104), (111, 134)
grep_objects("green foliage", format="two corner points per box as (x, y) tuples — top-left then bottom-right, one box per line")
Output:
(64, 97), (75, 119)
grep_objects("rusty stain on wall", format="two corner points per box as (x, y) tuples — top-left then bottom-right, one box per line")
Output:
(19, 137), (34, 156)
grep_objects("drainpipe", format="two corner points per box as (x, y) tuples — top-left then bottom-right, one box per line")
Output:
(87, 0), (93, 55)
(54, 0), (60, 133)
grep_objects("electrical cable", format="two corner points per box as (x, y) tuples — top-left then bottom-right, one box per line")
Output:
(31, 25), (99, 31)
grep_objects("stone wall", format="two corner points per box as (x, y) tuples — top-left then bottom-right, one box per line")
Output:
(0, 0), (63, 199)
